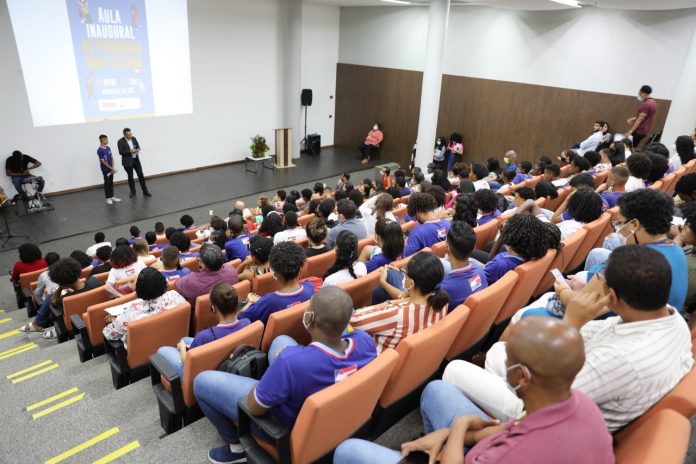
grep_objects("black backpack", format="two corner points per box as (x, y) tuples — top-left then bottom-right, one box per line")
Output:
(218, 344), (269, 380)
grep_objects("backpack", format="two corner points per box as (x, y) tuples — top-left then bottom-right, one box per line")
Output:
(218, 344), (269, 380)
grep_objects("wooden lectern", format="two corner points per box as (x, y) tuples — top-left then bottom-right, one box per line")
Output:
(274, 128), (295, 168)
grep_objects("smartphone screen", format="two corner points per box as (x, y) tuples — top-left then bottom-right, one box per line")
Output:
(397, 451), (430, 464)
(550, 268), (565, 284)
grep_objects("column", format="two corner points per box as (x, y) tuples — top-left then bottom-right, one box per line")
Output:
(662, 26), (696, 148)
(279, 0), (303, 159)
(414, 0), (450, 170)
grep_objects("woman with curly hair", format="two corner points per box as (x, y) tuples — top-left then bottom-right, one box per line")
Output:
(258, 211), (284, 238)
(305, 219), (330, 258)
(453, 193), (477, 228)
(237, 235), (274, 283)
(323, 230), (367, 286)
(553, 189), (604, 240)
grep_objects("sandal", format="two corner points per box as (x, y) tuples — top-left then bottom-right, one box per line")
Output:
(19, 323), (44, 333)
(43, 328), (57, 339)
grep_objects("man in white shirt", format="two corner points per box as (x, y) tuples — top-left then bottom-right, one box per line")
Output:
(441, 245), (693, 432)
(576, 121), (605, 156)
(273, 212), (307, 245)
(86, 231), (111, 257)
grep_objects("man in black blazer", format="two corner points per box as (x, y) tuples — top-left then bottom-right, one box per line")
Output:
(117, 127), (151, 197)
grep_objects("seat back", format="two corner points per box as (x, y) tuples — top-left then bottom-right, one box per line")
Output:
(447, 272), (518, 359)
(181, 258), (199, 273)
(473, 219), (499, 251)
(393, 206), (408, 220)
(614, 409), (690, 464)
(686, 159), (696, 174)
(357, 236), (375, 256)
(629, 365), (696, 427)
(430, 241), (447, 258)
(526, 176), (541, 188)
(534, 197), (546, 209)
(564, 213), (610, 272)
(252, 272), (282, 296)
(86, 293), (138, 347)
(380, 307), (469, 407)
(401, 221), (418, 234)
(193, 280), (251, 334)
(182, 321), (264, 407)
(20, 267), (47, 291)
(337, 270), (381, 309)
(62, 286), (113, 331)
(151, 247), (164, 258)
(662, 172), (677, 194)
(593, 170), (609, 188)
(290, 349), (400, 464)
(495, 249), (556, 324)
(127, 303), (191, 368)
(533, 229), (588, 295)
(300, 250), (336, 279)
(545, 187), (571, 212)
(260, 300), (311, 352)
(92, 271), (109, 285)
(298, 214), (315, 227)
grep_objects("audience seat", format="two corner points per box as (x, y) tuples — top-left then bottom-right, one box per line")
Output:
(560, 165), (570, 177)
(401, 220), (418, 234)
(650, 180), (664, 191)
(391, 198), (401, 209)
(149, 320), (264, 434)
(295, 238), (309, 249)
(473, 219), (500, 251)
(564, 213), (611, 273)
(593, 170), (609, 188)
(300, 250), (336, 280)
(151, 247), (164, 258)
(446, 272), (518, 361)
(19, 267), (47, 316)
(614, 409), (690, 464)
(183, 229), (198, 240)
(92, 271), (110, 285)
(430, 240), (447, 258)
(298, 214), (315, 227)
(357, 236), (375, 256)
(181, 258), (199, 273)
(525, 176), (541, 188)
(533, 228), (588, 296)
(534, 197), (546, 209)
(260, 300), (312, 352)
(545, 187), (571, 212)
(252, 272), (283, 296)
(156, 236), (169, 245)
(337, 270), (381, 309)
(192, 280), (251, 335)
(237, 349), (400, 464)
(393, 207), (408, 221)
(685, 159), (696, 174)
(191, 237), (204, 246)
(370, 307), (470, 436)
(59, 286), (114, 348)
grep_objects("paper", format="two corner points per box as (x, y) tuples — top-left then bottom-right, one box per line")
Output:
(672, 216), (686, 226)
(105, 302), (131, 317)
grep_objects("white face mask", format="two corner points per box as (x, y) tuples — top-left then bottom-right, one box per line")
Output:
(373, 125), (379, 131)
(604, 232), (628, 251)
(637, 96), (645, 102)
(436, 140), (441, 146)
(302, 310), (314, 331)
(505, 363), (527, 393)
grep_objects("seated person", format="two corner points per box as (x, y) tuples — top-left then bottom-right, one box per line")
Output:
(11, 243), (47, 308)
(175, 245), (239, 306)
(33, 252), (60, 306)
(543, 163), (568, 188)
(474, 189), (501, 226)
(512, 160), (533, 184)
(70, 250), (93, 272)
(20, 257), (101, 338)
(404, 193), (452, 256)
(273, 212), (307, 245)
(180, 214), (196, 231)
(452, 246), (693, 432)
(194, 287), (377, 463)
(359, 122), (383, 163)
(512, 186), (535, 208)
(596, 148), (614, 171)
(469, 162), (491, 191)
(157, 282), (250, 376)
(645, 152), (669, 187)
(441, 221), (488, 308)
(568, 156), (591, 177)
(224, 215), (251, 262)
(145, 231), (164, 252)
(86, 231), (111, 258)
(258, 211), (284, 239)
(103, 268), (186, 348)
(239, 241), (312, 324)
(154, 221), (166, 239)
(237, 236), (273, 282)
(625, 152), (652, 191)
(534, 181), (558, 209)
(323, 230), (368, 286)
(5, 150), (44, 199)
(675, 173), (696, 206)
(133, 239), (157, 266)
(326, 199), (368, 249)
(552, 189), (604, 240)
(334, 317), (614, 464)
(582, 150), (601, 175)
(127, 225), (143, 245)
(380, 166), (393, 189)
(596, 166), (629, 208)
(105, 245), (146, 297)
(358, 219), (404, 273)
(159, 246), (192, 281)
(88, 245), (112, 276)
(675, 202), (696, 314)
(305, 219), (330, 258)
(169, 232), (199, 260)
(316, 197), (338, 228)
(353, 252), (449, 352)
(359, 193), (397, 237)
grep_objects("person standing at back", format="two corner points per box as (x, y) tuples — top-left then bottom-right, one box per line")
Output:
(117, 127), (151, 197)
(627, 85), (658, 149)
(97, 135), (121, 205)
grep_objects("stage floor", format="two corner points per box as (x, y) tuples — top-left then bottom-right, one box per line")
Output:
(2, 147), (383, 248)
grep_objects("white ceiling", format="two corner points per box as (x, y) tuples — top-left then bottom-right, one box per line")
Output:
(307, 0), (696, 11)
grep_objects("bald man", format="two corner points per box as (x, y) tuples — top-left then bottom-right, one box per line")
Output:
(194, 287), (377, 464)
(334, 317), (613, 464)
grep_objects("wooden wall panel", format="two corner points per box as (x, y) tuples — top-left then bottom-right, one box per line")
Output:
(334, 63), (672, 169)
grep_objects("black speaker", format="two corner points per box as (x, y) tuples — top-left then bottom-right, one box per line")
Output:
(301, 89), (313, 106)
(308, 133), (321, 155)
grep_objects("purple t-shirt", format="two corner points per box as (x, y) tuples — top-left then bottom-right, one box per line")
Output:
(441, 262), (488, 308)
(484, 252), (524, 285)
(253, 330), (377, 429)
(365, 252), (393, 273)
(160, 268), (192, 281)
(241, 281), (315, 324)
(224, 236), (250, 262)
(97, 146), (113, 174)
(175, 266), (239, 306)
(404, 220), (451, 256)
(512, 173), (531, 184)
(149, 244), (165, 251)
(636, 99), (658, 135)
(477, 209), (501, 226)
(600, 191), (624, 208)
(189, 318), (251, 349)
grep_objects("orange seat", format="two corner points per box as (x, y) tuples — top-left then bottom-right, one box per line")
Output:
(181, 258), (199, 273)
(447, 272), (518, 360)
(545, 186), (571, 212)
(238, 349), (400, 463)
(391, 198), (401, 209)
(298, 213), (315, 227)
(525, 176), (541, 188)
(393, 206), (408, 220)
(685, 159), (696, 174)
(261, 300), (312, 352)
(338, 270), (381, 309)
(614, 409), (690, 464)
(560, 165), (570, 177)
(62, 285), (113, 336)
(19, 267), (47, 293)
(534, 197), (546, 209)
(661, 172), (677, 194)
(495, 249), (556, 324)
(357, 236), (375, 255)
(300, 250), (336, 279)
(534, 228), (588, 296)
(193, 280), (251, 334)
(150, 321), (264, 433)
(151, 247), (164, 258)
(473, 219), (499, 251)
(156, 236), (169, 245)
(80, 293), (138, 359)
(295, 237), (309, 249)
(430, 240), (447, 258)
(564, 213), (610, 272)
(401, 220), (418, 234)
(593, 170), (609, 188)
(252, 272), (282, 296)
(649, 180), (664, 190)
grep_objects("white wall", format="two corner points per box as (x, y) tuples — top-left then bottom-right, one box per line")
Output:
(0, 0), (339, 194)
(339, 6), (696, 100)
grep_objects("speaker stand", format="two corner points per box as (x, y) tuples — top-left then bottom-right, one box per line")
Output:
(299, 104), (311, 154)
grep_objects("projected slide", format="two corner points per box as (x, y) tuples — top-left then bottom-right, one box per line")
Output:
(7, 0), (192, 127)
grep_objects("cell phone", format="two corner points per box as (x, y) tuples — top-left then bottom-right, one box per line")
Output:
(398, 451), (430, 464)
(550, 268), (565, 284)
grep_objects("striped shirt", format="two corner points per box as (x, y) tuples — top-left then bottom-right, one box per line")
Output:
(350, 301), (448, 353)
(572, 309), (693, 432)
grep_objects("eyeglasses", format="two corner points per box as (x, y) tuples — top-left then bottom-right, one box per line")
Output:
(595, 267), (606, 283)
(611, 219), (629, 232)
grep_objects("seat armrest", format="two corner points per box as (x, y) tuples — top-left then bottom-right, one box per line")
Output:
(22, 288), (33, 300)
(70, 314), (87, 336)
(50, 305), (63, 318)
(237, 398), (291, 462)
(105, 338), (128, 371)
(149, 352), (180, 383)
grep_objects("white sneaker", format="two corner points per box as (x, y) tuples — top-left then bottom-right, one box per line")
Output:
(106, 198), (114, 205)
(111, 197), (122, 202)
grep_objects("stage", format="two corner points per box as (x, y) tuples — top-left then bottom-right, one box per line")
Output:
(1, 147), (383, 249)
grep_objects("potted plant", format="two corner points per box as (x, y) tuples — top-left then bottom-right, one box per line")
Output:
(250, 135), (270, 159)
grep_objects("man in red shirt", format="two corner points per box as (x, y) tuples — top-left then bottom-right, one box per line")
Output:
(627, 85), (658, 149)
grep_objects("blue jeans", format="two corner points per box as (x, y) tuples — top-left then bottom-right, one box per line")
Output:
(584, 248), (611, 271)
(34, 292), (55, 327)
(12, 175), (44, 197)
(372, 268), (403, 305)
(193, 335), (299, 444)
(157, 337), (194, 378)
(334, 380), (490, 464)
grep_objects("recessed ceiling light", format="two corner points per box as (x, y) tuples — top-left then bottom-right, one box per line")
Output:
(550, 0), (581, 7)
(380, 0), (413, 5)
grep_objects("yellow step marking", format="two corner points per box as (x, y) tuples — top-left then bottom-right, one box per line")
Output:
(0, 309), (5, 313)
(0, 317), (11, 325)
(44, 427), (120, 464)
(32, 393), (85, 419)
(26, 387), (80, 411)
(0, 342), (37, 360)
(8, 359), (53, 379)
(92, 440), (140, 464)
(0, 344), (38, 360)
(11, 363), (59, 384)
(0, 329), (20, 340)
